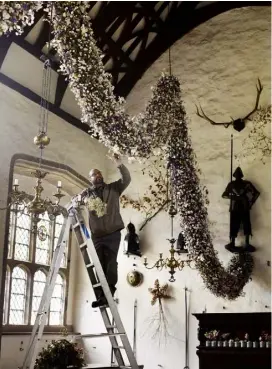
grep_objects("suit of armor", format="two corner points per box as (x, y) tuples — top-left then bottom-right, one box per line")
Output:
(222, 167), (260, 253)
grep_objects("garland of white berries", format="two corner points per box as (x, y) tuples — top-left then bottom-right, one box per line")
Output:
(2, 1), (254, 299)
(0, 2), (41, 36)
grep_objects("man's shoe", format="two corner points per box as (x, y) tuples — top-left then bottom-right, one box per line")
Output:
(91, 296), (108, 308)
(243, 244), (256, 253)
(225, 243), (242, 253)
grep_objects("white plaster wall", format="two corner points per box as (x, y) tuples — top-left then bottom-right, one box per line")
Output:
(73, 6), (271, 369)
(0, 83), (111, 368)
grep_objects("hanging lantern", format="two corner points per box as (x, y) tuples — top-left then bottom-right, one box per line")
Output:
(176, 232), (188, 254)
(123, 222), (142, 257)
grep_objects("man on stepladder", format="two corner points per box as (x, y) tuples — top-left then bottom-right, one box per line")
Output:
(80, 154), (131, 308)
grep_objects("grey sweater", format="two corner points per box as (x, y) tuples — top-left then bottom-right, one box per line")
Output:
(86, 164), (131, 238)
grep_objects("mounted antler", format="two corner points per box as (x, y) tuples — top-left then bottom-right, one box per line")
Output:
(196, 79), (263, 132)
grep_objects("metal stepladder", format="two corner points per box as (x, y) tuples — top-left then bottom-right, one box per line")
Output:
(21, 203), (141, 369)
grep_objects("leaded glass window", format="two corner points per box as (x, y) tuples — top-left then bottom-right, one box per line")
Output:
(2, 267), (10, 325)
(31, 270), (46, 324)
(14, 208), (31, 261)
(9, 266), (28, 325)
(35, 213), (51, 265)
(49, 274), (65, 325)
(4, 205), (70, 328)
(54, 214), (67, 268)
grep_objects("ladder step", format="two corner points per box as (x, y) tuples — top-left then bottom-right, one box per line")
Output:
(86, 263), (94, 269)
(93, 282), (102, 288)
(113, 345), (125, 349)
(105, 325), (117, 329)
(73, 222), (80, 228)
(80, 242), (87, 248)
(76, 332), (125, 338)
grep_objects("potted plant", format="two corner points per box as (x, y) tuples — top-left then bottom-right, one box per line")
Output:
(221, 333), (230, 347)
(244, 333), (252, 348)
(228, 338), (234, 348)
(204, 330), (219, 347)
(217, 335), (223, 348)
(234, 337), (240, 348)
(240, 333), (246, 348)
(34, 339), (85, 369)
(262, 332), (271, 348)
(259, 334), (265, 348)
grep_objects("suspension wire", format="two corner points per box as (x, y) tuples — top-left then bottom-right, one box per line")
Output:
(183, 287), (190, 369)
(168, 2), (172, 76)
(38, 2), (53, 168)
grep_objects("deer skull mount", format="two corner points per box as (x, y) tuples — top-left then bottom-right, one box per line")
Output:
(196, 79), (263, 132)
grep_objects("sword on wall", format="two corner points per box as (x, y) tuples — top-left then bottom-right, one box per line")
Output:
(230, 134), (233, 242)
(133, 299), (137, 358)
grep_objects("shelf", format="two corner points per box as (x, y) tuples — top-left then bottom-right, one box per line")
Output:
(193, 313), (271, 369)
(197, 346), (271, 354)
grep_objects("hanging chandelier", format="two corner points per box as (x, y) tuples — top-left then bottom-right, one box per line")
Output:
(143, 160), (194, 282)
(2, 5), (65, 228)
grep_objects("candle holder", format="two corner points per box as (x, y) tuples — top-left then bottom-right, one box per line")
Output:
(143, 202), (193, 282)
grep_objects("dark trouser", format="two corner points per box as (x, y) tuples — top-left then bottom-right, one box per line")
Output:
(92, 231), (121, 297)
(230, 210), (251, 238)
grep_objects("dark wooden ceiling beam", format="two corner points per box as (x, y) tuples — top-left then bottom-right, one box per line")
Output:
(92, 19), (134, 67)
(0, 37), (12, 69)
(137, 2), (165, 28)
(117, 12), (143, 45)
(91, 2), (133, 33)
(54, 74), (68, 107)
(34, 19), (51, 50)
(128, 27), (159, 39)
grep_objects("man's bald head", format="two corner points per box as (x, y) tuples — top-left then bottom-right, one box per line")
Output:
(89, 169), (104, 186)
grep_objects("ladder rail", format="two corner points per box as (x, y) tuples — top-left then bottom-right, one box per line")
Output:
(71, 209), (125, 367)
(21, 203), (141, 369)
(22, 215), (72, 369)
(72, 207), (139, 369)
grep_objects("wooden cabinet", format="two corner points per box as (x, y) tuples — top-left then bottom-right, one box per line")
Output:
(193, 312), (271, 369)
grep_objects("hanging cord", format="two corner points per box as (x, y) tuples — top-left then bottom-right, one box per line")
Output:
(170, 168), (174, 239)
(229, 134), (233, 241)
(38, 3), (54, 168)
(184, 287), (189, 369)
(168, 2), (172, 76)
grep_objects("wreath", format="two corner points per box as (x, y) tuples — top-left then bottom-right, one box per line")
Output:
(2, 1), (254, 300)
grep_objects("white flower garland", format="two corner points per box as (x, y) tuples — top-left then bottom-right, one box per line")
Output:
(50, 2), (179, 160)
(0, 2), (41, 36)
(2, 2), (254, 300)
(86, 197), (107, 218)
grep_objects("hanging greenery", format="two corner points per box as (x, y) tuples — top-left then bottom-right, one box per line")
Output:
(0, 2), (41, 36)
(2, 1), (254, 300)
(120, 156), (170, 230)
